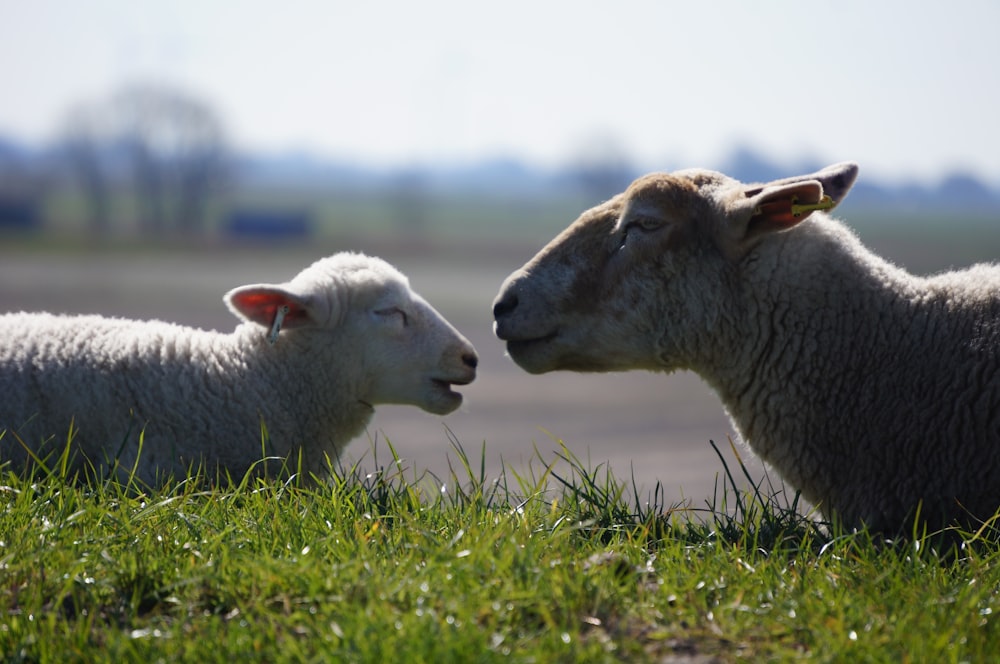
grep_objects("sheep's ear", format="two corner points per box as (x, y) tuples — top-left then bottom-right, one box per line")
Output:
(742, 180), (827, 238)
(736, 162), (860, 242)
(763, 161), (860, 206)
(224, 285), (317, 329)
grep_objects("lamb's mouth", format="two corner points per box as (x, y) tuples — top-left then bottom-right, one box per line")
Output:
(428, 378), (468, 414)
(432, 376), (473, 398)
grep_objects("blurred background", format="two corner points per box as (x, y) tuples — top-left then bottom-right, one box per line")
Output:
(1, 1), (999, 506)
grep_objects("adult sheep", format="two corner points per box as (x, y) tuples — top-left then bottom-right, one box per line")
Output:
(1, 252), (478, 486)
(493, 162), (1000, 535)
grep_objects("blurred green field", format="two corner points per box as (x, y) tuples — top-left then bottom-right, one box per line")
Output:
(38, 184), (597, 248)
(36, 182), (1000, 268)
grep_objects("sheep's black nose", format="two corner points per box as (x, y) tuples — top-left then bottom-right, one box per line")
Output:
(463, 352), (479, 370)
(492, 292), (518, 320)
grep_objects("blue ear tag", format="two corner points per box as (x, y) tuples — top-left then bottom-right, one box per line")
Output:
(267, 305), (290, 345)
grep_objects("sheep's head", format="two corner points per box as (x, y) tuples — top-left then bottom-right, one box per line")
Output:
(493, 162), (859, 374)
(226, 253), (478, 415)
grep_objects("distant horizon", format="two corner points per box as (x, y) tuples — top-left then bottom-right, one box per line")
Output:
(4, 127), (1000, 195)
(4, 128), (1000, 217)
(1, 2), (998, 188)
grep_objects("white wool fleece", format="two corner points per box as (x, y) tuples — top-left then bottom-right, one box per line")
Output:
(0, 252), (477, 486)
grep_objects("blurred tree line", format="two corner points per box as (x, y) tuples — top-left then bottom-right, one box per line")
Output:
(61, 83), (230, 237)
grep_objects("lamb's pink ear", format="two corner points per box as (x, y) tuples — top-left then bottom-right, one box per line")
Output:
(224, 285), (315, 329)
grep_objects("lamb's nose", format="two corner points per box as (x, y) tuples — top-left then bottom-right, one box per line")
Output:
(492, 291), (518, 320)
(463, 352), (479, 370)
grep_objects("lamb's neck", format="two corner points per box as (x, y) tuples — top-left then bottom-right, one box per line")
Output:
(226, 324), (375, 458)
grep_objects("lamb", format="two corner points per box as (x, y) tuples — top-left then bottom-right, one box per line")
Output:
(493, 161), (1000, 534)
(0, 252), (478, 486)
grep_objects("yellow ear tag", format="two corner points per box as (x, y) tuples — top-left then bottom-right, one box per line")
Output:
(789, 195), (835, 218)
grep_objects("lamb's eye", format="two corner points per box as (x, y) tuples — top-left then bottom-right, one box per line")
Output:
(376, 307), (408, 327)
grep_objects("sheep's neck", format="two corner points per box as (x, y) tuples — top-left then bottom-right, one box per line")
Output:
(698, 224), (920, 509)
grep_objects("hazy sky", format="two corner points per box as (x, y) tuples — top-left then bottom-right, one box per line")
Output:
(1, 0), (998, 184)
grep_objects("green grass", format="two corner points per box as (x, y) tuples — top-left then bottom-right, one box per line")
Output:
(2, 436), (1000, 663)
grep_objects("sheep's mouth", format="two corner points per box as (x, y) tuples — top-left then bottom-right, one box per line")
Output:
(505, 330), (559, 354)
(498, 330), (562, 374)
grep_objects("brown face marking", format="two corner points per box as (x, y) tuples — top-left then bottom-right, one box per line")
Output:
(624, 172), (701, 211)
(524, 174), (714, 317)
(493, 168), (736, 374)
(603, 175), (712, 297)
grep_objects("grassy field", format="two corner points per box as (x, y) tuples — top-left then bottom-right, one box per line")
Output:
(2, 439), (999, 663)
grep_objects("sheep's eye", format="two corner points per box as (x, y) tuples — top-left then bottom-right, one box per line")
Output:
(618, 215), (663, 250)
(630, 215), (663, 231)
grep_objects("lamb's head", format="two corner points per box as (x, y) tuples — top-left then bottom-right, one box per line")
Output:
(226, 252), (478, 415)
(493, 162), (859, 374)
